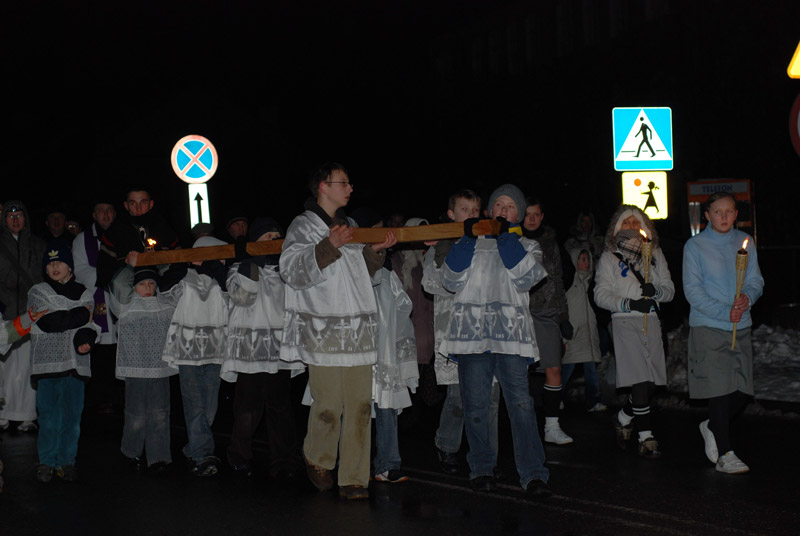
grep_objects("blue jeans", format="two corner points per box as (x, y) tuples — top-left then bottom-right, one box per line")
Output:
(121, 377), (172, 466)
(561, 362), (601, 408)
(36, 376), (84, 468)
(435, 383), (500, 456)
(458, 353), (549, 488)
(373, 405), (400, 474)
(179, 364), (221, 461)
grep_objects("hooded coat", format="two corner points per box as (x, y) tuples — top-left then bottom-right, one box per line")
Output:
(593, 205), (674, 388)
(0, 201), (46, 319)
(562, 248), (601, 365)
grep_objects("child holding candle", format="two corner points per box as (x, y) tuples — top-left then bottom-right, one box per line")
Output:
(682, 192), (764, 474)
(594, 205), (674, 459)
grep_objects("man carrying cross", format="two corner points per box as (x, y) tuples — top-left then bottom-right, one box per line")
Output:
(96, 187), (180, 289)
(279, 162), (396, 500)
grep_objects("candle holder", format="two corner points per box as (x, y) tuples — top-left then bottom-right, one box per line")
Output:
(639, 230), (652, 334)
(731, 239), (749, 349)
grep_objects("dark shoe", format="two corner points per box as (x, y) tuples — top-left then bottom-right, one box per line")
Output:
(147, 462), (169, 475)
(614, 414), (633, 450)
(128, 456), (145, 472)
(470, 475), (497, 492)
(56, 464), (79, 482)
(638, 438), (662, 460)
(230, 461), (255, 477)
(374, 469), (409, 483)
(304, 456), (333, 491)
(339, 485), (369, 500)
(192, 456), (220, 477)
(525, 479), (552, 498)
(36, 464), (54, 483)
(492, 467), (504, 482)
(435, 447), (459, 474)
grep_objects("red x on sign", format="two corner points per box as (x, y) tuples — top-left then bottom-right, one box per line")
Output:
(171, 135), (218, 184)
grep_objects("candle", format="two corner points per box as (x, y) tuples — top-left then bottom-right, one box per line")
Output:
(146, 238), (157, 252)
(731, 238), (749, 349)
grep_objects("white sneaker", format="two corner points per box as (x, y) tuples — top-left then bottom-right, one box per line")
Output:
(588, 402), (607, 412)
(544, 424), (573, 445)
(716, 451), (749, 474)
(17, 421), (38, 432)
(699, 420), (718, 463)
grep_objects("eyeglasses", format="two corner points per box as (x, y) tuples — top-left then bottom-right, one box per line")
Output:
(326, 181), (353, 187)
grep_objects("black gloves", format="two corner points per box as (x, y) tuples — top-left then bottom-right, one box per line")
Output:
(234, 235), (249, 260)
(640, 282), (656, 298)
(628, 298), (652, 313)
(463, 218), (481, 239)
(495, 216), (510, 236)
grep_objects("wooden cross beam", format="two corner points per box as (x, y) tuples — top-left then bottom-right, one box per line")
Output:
(135, 219), (502, 266)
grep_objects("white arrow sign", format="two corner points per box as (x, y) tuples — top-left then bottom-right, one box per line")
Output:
(188, 184), (211, 228)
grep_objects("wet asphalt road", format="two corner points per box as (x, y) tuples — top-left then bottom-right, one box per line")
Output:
(1, 377), (798, 536)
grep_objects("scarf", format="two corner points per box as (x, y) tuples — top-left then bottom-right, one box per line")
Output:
(615, 229), (643, 269)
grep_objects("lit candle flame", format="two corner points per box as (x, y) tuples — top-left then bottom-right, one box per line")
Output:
(639, 229), (648, 240)
(147, 238), (157, 246)
(741, 238), (748, 250)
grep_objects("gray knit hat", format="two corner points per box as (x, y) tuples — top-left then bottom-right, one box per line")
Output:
(487, 184), (526, 224)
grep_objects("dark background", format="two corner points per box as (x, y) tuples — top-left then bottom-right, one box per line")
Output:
(4, 0), (800, 320)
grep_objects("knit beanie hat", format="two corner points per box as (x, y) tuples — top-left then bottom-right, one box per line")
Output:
(193, 236), (227, 248)
(487, 184), (526, 224)
(42, 240), (74, 271)
(248, 217), (282, 241)
(133, 266), (160, 286)
(404, 217), (429, 227)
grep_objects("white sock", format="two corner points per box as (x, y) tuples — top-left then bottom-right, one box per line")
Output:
(617, 409), (633, 426)
(545, 417), (560, 428)
(638, 431), (653, 442)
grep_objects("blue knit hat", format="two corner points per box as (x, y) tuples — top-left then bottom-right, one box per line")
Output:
(42, 240), (74, 272)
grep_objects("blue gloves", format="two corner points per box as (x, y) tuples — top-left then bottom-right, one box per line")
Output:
(445, 236), (476, 272)
(496, 232), (526, 269)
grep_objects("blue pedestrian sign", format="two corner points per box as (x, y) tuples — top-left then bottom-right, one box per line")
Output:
(612, 107), (673, 171)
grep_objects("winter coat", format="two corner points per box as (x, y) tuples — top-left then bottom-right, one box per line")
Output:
(683, 225), (764, 331)
(0, 200), (46, 319)
(594, 205), (674, 316)
(562, 248), (601, 365)
(525, 225), (569, 322)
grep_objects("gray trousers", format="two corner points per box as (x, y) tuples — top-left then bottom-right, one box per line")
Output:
(121, 377), (172, 466)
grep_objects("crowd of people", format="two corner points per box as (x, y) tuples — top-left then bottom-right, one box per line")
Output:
(0, 164), (764, 497)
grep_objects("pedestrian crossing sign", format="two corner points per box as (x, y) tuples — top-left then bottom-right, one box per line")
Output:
(613, 107), (673, 171)
(621, 172), (668, 220)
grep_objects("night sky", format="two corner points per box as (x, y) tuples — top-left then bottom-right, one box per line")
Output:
(5, 1), (800, 251)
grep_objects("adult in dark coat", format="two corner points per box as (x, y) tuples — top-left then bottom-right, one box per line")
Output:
(96, 188), (180, 289)
(0, 200), (46, 431)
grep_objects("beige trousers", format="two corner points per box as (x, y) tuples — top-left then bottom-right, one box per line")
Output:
(304, 364), (373, 487)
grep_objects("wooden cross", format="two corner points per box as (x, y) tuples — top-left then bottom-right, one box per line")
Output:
(135, 219), (502, 266)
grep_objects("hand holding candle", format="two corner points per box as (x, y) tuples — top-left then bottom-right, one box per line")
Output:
(731, 238), (749, 349)
(639, 229), (652, 334)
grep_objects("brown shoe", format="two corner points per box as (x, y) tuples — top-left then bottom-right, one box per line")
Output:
(638, 437), (662, 460)
(339, 485), (369, 500)
(304, 457), (333, 491)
